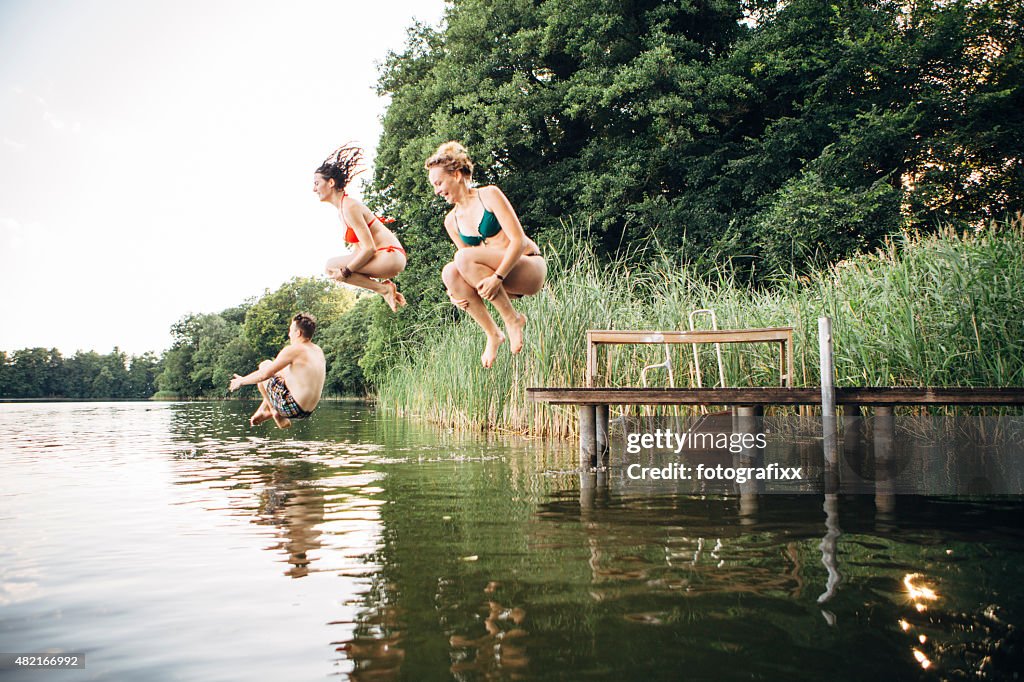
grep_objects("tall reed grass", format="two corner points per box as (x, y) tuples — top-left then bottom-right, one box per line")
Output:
(378, 216), (1024, 436)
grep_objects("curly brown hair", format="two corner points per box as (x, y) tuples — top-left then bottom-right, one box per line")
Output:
(424, 141), (473, 177)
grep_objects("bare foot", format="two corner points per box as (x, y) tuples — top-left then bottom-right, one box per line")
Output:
(250, 404), (273, 426)
(271, 412), (292, 429)
(386, 280), (406, 307)
(381, 280), (406, 312)
(481, 330), (505, 368)
(505, 312), (527, 354)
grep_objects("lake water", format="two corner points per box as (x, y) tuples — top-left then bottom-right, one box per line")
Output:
(1, 401), (1022, 681)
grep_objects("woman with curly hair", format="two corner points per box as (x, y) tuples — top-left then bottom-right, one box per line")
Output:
(425, 142), (547, 368)
(316, 144), (406, 312)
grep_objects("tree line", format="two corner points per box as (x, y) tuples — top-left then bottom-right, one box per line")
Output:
(0, 348), (160, 400)
(0, 277), (377, 400)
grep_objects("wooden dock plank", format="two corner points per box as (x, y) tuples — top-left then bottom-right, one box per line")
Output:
(527, 387), (1024, 406)
(836, 387), (1024, 405)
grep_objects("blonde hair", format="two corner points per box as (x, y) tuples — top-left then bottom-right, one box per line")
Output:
(424, 141), (474, 177)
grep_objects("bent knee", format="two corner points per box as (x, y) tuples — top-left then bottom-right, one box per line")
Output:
(452, 248), (478, 272)
(442, 261), (462, 287)
(258, 360), (274, 371)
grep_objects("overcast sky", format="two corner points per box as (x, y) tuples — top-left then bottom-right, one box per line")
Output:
(0, 0), (447, 357)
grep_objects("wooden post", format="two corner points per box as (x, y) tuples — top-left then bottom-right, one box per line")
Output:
(734, 405), (762, 429)
(596, 404), (609, 468)
(819, 317), (840, 491)
(578, 405), (596, 469)
(842, 405), (862, 454)
(585, 331), (597, 388)
(843, 404), (865, 489)
(579, 472), (596, 511)
(735, 405), (763, 522)
(779, 340), (785, 387)
(873, 405), (896, 514)
(783, 328), (794, 387)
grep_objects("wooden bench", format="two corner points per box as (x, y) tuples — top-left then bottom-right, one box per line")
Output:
(586, 327), (794, 388)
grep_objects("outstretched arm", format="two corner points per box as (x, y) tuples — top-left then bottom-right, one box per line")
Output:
(229, 346), (297, 391)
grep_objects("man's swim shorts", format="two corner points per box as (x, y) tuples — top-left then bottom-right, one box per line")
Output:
(266, 375), (313, 419)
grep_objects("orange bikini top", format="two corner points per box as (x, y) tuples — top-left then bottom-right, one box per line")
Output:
(342, 195), (394, 244)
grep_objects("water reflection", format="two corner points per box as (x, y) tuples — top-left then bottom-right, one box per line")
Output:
(3, 402), (1024, 681)
(333, 610), (405, 682)
(816, 494), (840, 626)
(551, 477), (1024, 679)
(449, 584), (530, 678)
(255, 470), (325, 579)
(164, 402), (409, 679)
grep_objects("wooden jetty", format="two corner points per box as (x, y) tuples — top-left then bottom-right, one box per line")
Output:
(528, 322), (1024, 469)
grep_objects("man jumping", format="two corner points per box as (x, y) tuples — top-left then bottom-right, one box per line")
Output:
(228, 312), (326, 428)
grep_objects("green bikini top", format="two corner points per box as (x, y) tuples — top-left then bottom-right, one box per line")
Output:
(455, 192), (502, 246)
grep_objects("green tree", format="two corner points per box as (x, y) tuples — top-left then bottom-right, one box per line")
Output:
(243, 277), (356, 359)
(156, 346), (196, 397)
(66, 351), (102, 398)
(4, 348), (59, 398)
(213, 336), (259, 395)
(189, 315), (238, 394)
(128, 352), (162, 398)
(155, 311), (253, 397)
(753, 171), (901, 276)
(319, 296), (380, 395)
(92, 365), (116, 398)
(0, 347), (159, 399)
(372, 0), (746, 293)
(373, 0), (1022, 281)
(101, 348), (131, 399)
(712, 0), (1024, 272)
(155, 312), (213, 397)
(43, 348), (66, 397)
